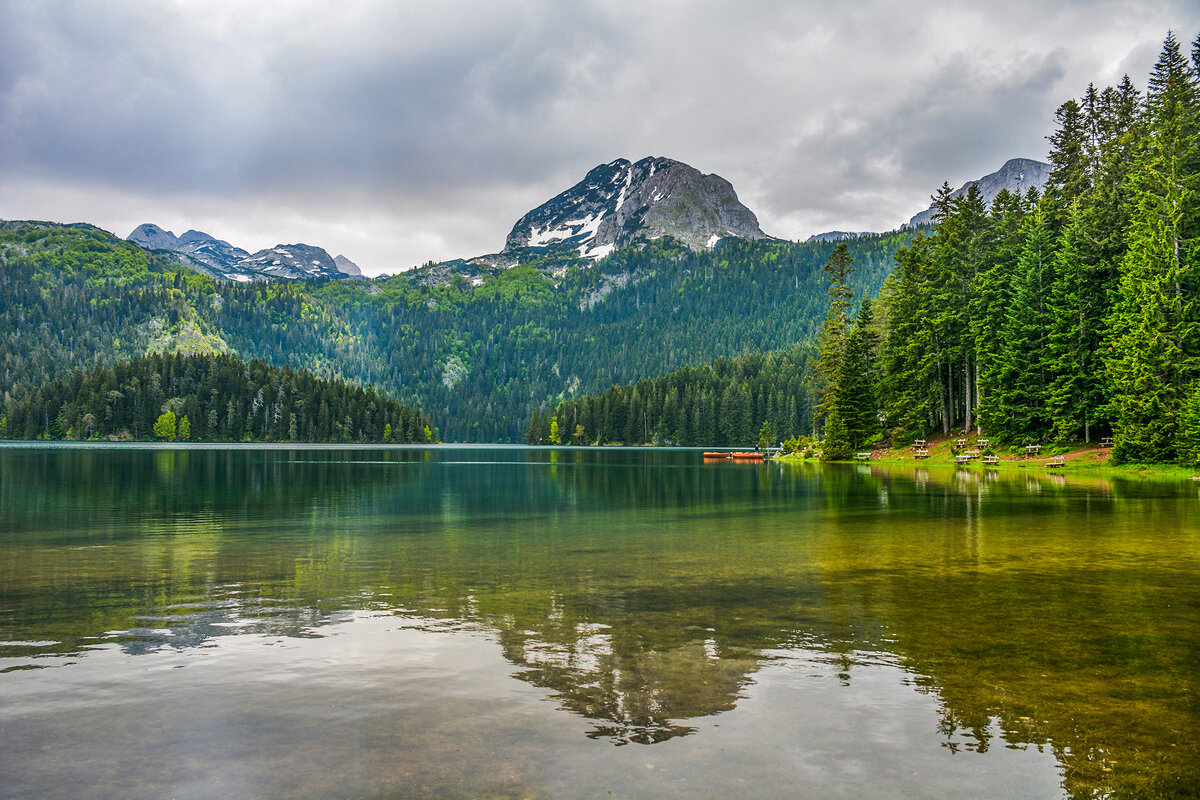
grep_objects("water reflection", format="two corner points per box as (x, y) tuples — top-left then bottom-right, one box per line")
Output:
(1, 447), (1198, 799)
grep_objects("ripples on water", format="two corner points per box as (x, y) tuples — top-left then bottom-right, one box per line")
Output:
(1, 445), (1197, 799)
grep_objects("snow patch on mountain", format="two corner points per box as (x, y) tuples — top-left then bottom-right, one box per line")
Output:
(128, 224), (350, 282)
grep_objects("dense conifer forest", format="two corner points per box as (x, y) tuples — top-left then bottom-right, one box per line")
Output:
(524, 345), (814, 446)
(0, 352), (437, 443)
(535, 31), (1200, 466)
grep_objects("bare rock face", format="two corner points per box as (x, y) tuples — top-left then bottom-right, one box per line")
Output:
(128, 224), (347, 282)
(333, 254), (363, 277)
(501, 157), (771, 260)
(236, 244), (343, 280)
(906, 158), (1051, 228)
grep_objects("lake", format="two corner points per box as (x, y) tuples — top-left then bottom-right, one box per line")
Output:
(1, 445), (1197, 799)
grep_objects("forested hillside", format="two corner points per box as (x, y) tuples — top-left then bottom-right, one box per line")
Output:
(1, 352), (437, 443)
(0, 221), (908, 441)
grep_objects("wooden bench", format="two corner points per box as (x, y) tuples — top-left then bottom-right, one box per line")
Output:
(1046, 456), (1065, 468)
(963, 449), (980, 459)
(913, 439), (927, 448)
(954, 454), (971, 464)
(982, 454), (1000, 465)
(854, 452), (871, 460)
(1100, 437), (1114, 448)
(977, 438), (990, 448)
(954, 438), (966, 447)
(1025, 445), (1042, 456)
(913, 449), (929, 460)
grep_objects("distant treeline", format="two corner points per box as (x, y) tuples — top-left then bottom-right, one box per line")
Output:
(525, 345), (814, 445)
(0, 352), (438, 443)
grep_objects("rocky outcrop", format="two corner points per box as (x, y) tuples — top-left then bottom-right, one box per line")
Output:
(500, 156), (771, 260)
(333, 254), (363, 277)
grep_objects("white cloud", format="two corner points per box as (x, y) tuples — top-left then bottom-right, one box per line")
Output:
(1, 0), (1197, 274)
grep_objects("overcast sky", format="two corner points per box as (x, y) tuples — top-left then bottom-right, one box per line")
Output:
(2, 1), (1197, 275)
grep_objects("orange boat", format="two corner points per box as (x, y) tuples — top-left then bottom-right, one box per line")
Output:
(702, 451), (728, 459)
(729, 451), (764, 460)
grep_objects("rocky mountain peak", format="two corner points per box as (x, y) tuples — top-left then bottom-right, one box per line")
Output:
(906, 158), (1051, 228)
(333, 254), (363, 277)
(501, 156), (770, 260)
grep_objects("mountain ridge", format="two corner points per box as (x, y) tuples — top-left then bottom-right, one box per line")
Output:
(127, 224), (359, 282)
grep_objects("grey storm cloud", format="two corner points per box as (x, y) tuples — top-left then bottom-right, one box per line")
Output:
(1, 0), (1198, 274)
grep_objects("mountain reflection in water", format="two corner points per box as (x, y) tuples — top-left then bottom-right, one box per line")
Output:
(1, 445), (1197, 800)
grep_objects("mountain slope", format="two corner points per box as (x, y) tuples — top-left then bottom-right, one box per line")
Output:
(496, 156), (770, 262)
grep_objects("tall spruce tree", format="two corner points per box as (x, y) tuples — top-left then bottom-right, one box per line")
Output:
(1044, 202), (1095, 442)
(834, 299), (880, 448)
(993, 206), (1056, 440)
(812, 243), (855, 431)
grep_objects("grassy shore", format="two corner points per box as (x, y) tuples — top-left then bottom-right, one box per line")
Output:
(775, 433), (1200, 481)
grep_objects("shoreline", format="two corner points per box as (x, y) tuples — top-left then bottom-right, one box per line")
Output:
(774, 437), (1200, 481)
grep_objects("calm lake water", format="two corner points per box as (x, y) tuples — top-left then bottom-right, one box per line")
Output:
(1, 445), (1197, 799)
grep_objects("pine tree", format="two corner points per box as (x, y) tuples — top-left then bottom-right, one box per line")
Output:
(1044, 203), (1092, 443)
(835, 300), (879, 448)
(973, 189), (1030, 435)
(879, 235), (937, 435)
(1045, 99), (1092, 228)
(993, 207), (1056, 441)
(811, 243), (855, 427)
(819, 408), (852, 461)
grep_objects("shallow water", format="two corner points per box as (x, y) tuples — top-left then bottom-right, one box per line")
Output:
(1, 445), (1197, 799)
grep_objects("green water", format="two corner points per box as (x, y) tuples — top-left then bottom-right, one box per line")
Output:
(0, 445), (1197, 799)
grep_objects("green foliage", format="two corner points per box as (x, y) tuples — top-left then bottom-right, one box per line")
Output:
(819, 409), (852, 461)
(1177, 383), (1200, 466)
(756, 420), (774, 451)
(153, 410), (177, 441)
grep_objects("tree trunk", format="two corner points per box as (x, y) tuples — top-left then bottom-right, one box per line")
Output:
(974, 356), (982, 434)
(963, 354), (972, 435)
